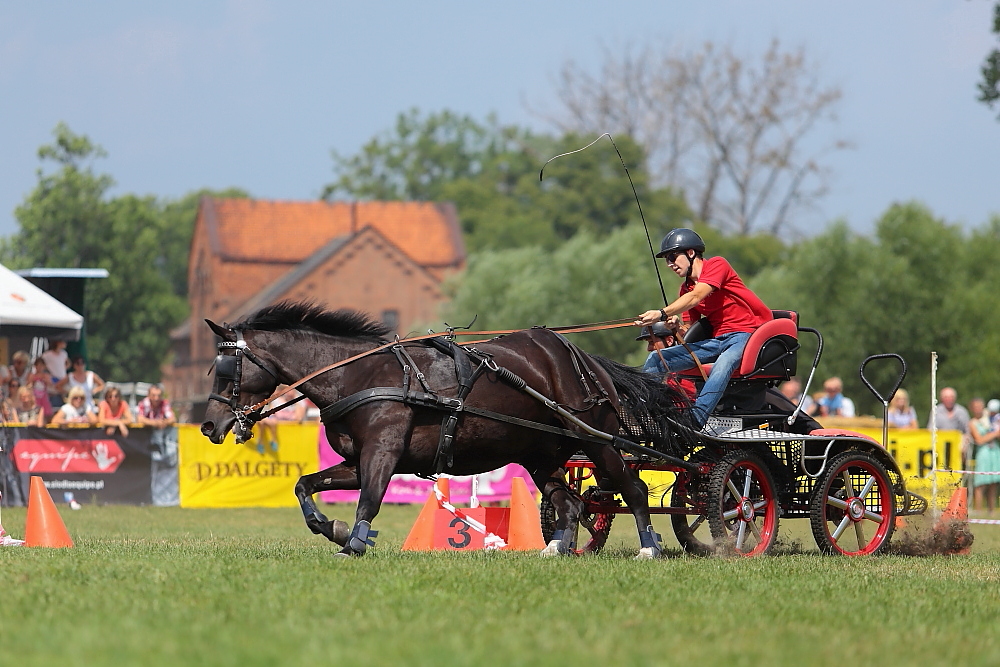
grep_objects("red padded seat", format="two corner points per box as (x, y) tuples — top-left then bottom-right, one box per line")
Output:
(678, 310), (798, 382)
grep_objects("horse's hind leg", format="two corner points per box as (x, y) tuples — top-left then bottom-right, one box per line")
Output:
(586, 444), (663, 559)
(295, 464), (359, 546)
(338, 430), (407, 557)
(534, 470), (585, 556)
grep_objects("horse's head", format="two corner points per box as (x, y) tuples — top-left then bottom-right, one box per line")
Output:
(201, 319), (281, 445)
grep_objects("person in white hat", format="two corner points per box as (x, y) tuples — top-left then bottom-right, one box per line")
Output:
(969, 397), (1000, 515)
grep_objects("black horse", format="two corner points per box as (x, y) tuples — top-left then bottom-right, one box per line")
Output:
(200, 302), (691, 558)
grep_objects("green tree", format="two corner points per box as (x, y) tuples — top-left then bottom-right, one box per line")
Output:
(979, 1), (1000, 119)
(324, 109), (693, 252)
(1, 124), (246, 382)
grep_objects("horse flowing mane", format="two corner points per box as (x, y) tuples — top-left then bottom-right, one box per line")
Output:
(233, 301), (392, 339)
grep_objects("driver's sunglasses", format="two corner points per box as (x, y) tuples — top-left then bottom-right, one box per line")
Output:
(665, 251), (682, 263)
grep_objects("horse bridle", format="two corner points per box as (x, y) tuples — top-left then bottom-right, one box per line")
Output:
(208, 329), (280, 440)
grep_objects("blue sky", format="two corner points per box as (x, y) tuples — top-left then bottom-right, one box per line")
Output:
(1, 1), (997, 238)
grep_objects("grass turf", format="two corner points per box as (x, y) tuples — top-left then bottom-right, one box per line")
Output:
(1, 503), (999, 666)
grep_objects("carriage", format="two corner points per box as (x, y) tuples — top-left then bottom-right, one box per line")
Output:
(201, 302), (927, 559)
(541, 310), (928, 556)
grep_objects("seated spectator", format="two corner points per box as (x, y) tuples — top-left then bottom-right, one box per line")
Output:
(887, 388), (918, 428)
(16, 386), (46, 427)
(57, 356), (105, 412)
(27, 357), (55, 422)
(257, 385), (307, 453)
(52, 386), (98, 426)
(4, 378), (22, 409)
(818, 376), (855, 418)
(98, 384), (134, 437)
(137, 384), (175, 429)
(8, 351), (30, 385)
(0, 391), (16, 422)
(41, 339), (70, 408)
(779, 377), (817, 415)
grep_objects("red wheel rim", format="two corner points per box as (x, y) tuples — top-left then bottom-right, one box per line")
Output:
(820, 458), (892, 556)
(719, 459), (778, 557)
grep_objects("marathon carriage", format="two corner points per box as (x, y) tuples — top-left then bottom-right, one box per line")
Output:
(541, 310), (928, 557)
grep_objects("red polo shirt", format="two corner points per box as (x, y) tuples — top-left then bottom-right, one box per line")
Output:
(680, 257), (772, 336)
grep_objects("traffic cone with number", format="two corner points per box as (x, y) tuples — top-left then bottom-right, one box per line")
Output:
(401, 478), (450, 551)
(503, 476), (545, 550)
(24, 476), (74, 548)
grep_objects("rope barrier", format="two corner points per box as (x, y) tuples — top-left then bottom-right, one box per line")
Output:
(932, 469), (1000, 476)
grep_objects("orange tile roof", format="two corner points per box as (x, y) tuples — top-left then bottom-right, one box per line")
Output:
(203, 198), (465, 268)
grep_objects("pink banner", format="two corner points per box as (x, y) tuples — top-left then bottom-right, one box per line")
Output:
(317, 429), (537, 504)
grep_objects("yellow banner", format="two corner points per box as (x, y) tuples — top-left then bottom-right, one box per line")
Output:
(178, 423), (320, 508)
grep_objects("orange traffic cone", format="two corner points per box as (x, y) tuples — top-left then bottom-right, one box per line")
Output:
(24, 476), (74, 548)
(401, 478), (450, 551)
(939, 486), (969, 523)
(503, 476), (545, 550)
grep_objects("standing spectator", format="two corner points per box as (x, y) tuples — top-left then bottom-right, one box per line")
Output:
(779, 377), (817, 416)
(15, 386), (45, 427)
(887, 388), (919, 429)
(27, 357), (55, 422)
(138, 384), (178, 507)
(57, 356), (105, 412)
(818, 377), (855, 418)
(929, 387), (970, 431)
(968, 398), (1000, 515)
(98, 384), (134, 437)
(52, 386), (97, 426)
(8, 351), (30, 386)
(41, 339), (70, 409)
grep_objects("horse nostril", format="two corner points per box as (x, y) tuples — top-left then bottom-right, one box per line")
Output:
(201, 421), (215, 436)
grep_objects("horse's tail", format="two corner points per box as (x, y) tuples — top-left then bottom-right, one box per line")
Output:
(589, 355), (697, 456)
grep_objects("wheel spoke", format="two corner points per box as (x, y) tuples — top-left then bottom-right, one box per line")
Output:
(735, 518), (748, 550)
(863, 510), (884, 523)
(832, 514), (852, 540)
(825, 496), (849, 511)
(722, 507), (741, 521)
(748, 517), (762, 541)
(853, 518), (866, 549)
(857, 476), (876, 501)
(689, 515), (706, 531)
(753, 500), (769, 511)
(742, 468), (753, 498)
(842, 470), (856, 498)
(726, 479), (743, 504)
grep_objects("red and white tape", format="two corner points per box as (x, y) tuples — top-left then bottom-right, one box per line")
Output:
(433, 483), (507, 550)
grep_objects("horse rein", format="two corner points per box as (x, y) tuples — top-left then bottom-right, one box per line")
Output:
(210, 317), (640, 427)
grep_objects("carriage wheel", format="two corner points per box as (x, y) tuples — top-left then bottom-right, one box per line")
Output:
(670, 473), (714, 556)
(538, 488), (615, 554)
(810, 452), (895, 556)
(707, 451), (779, 556)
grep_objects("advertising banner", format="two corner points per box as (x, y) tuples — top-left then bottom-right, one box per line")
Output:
(851, 428), (963, 504)
(5, 425), (158, 504)
(178, 423), (319, 508)
(317, 428), (538, 504)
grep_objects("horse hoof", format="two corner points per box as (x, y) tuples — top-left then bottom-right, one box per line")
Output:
(310, 518), (350, 546)
(540, 540), (567, 557)
(332, 547), (357, 558)
(634, 547), (659, 560)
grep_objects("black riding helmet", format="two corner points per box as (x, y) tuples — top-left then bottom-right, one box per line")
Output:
(655, 228), (706, 258)
(636, 321), (674, 341)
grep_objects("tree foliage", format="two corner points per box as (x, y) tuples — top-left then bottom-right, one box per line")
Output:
(1, 124), (247, 382)
(324, 109), (692, 252)
(979, 1), (1000, 119)
(544, 40), (847, 235)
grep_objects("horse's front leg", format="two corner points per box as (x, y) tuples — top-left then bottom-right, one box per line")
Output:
(337, 419), (410, 558)
(295, 463), (359, 546)
(587, 443), (662, 559)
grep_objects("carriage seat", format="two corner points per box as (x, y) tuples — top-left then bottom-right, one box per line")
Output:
(678, 310), (798, 382)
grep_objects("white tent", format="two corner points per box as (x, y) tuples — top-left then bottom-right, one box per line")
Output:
(0, 264), (83, 339)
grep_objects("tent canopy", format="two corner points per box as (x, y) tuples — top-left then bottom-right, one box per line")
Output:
(0, 264), (84, 340)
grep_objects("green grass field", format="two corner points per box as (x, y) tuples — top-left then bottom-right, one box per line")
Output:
(1, 503), (999, 667)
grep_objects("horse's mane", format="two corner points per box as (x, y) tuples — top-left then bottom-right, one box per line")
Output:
(233, 301), (391, 339)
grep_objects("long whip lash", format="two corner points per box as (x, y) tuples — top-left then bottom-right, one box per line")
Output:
(539, 133), (668, 307)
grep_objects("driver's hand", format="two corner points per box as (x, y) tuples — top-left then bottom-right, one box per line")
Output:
(635, 310), (664, 326)
(664, 315), (682, 330)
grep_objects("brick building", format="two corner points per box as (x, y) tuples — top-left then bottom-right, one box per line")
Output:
(165, 197), (465, 416)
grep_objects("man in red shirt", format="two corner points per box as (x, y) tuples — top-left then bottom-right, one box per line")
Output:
(636, 228), (772, 427)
